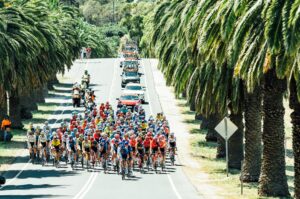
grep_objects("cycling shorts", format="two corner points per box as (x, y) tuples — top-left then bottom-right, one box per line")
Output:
(84, 147), (90, 153)
(54, 146), (60, 152)
(131, 147), (136, 152)
(160, 147), (165, 154)
(100, 150), (107, 157)
(41, 142), (46, 148)
(170, 142), (176, 148)
(138, 149), (144, 155)
(152, 147), (158, 154)
(144, 147), (150, 154)
(91, 147), (98, 153)
(29, 142), (35, 148)
(70, 146), (76, 153)
(121, 154), (128, 160)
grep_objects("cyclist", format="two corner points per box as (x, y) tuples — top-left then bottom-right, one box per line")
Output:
(136, 133), (145, 169)
(118, 141), (130, 175)
(51, 135), (61, 163)
(90, 137), (99, 166)
(168, 132), (177, 162)
(129, 134), (137, 169)
(82, 136), (91, 165)
(99, 133), (110, 170)
(35, 126), (41, 159)
(151, 133), (159, 169)
(158, 133), (167, 168)
(68, 135), (77, 164)
(38, 131), (48, 162)
(143, 132), (152, 160)
(27, 130), (36, 161)
(76, 134), (84, 162)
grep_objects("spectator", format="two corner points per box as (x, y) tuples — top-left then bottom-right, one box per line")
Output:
(1, 115), (12, 142)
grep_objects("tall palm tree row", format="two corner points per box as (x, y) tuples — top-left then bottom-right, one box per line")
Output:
(0, 0), (111, 127)
(141, 0), (300, 197)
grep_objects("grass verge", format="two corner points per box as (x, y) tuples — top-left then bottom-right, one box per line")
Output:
(0, 102), (59, 173)
(177, 98), (294, 199)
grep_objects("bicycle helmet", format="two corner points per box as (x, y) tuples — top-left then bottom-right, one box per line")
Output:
(114, 134), (120, 139)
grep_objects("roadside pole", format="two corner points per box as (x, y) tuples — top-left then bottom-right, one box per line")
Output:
(240, 160), (244, 195)
(215, 115), (238, 177)
(225, 117), (229, 177)
(6, 91), (10, 116)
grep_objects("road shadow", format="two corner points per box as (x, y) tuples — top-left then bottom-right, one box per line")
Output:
(54, 83), (73, 88)
(0, 155), (28, 167)
(0, 194), (67, 199)
(4, 169), (78, 180)
(0, 184), (65, 191)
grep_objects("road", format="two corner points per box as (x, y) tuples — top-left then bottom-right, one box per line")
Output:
(0, 59), (201, 199)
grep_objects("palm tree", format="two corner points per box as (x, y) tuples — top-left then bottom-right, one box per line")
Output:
(242, 85), (262, 182)
(231, 0), (289, 195)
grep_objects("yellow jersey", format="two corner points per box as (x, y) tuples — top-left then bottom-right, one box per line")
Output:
(52, 139), (60, 147)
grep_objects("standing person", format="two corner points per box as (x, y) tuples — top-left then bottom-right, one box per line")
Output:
(81, 47), (87, 59)
(86, 47), (92, 58)
(1, 115), (12, 142)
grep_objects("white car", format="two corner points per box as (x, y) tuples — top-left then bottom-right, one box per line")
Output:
(122, 83), (146, 103)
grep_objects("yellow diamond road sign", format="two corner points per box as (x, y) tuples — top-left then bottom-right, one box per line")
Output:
(215, 117), (238, 140)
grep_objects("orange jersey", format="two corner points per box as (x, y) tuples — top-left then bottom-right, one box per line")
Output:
(151, 138), (158, 148)
(130, 138), (137, 147)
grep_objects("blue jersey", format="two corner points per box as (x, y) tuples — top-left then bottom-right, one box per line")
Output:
(69, 138), (76, 148)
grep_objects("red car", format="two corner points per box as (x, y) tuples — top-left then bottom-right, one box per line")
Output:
(117, 94), (141, 109)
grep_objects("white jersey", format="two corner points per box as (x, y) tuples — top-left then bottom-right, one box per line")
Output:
(62, 135), (68, 143)
(39, 135), (47, 143)
(28, 135), (35, 143)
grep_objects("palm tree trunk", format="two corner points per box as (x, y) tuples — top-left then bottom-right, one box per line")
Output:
(189, 98), (196, 111)
(20, 91), (35, 119)
(9, 89), (23, 129)
(228, 108), (244, 169)
(33, 86), (47, 103)
(0, 95), (7, 120)
(201, 114), (220, 142)
(242, 86), (262, 182)
(216, 135), (226, 158)
(289, 77), (300, 198)
(258, 69), (289, 197)
(47, 73), (59, 90)
(195, 113), (203, 120)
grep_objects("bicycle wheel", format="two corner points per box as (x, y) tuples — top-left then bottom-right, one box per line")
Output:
(122, 168), (125, 180)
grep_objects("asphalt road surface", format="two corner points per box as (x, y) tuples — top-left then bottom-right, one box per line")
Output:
(0, 59), (202, 199)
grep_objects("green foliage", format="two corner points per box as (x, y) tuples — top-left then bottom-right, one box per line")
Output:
(0, 0), (111, 93)
(142, 0), (300, 116)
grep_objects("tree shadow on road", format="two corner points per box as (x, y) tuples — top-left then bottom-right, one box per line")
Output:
(0, 184), (65, 191)
(4, 169), (78, 180)
(0, 194), (67, 199)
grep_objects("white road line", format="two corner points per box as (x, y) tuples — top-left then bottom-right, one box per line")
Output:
(0, 60), (84, 189)
(167, 174), (183, 199)
(73, 172), (96, 199)
(0, 95), (70, 190)
(77, 172), (98, 199)
(108, 58), (119, 102)
(0, 158), (30, 190)
(141, 59), (154, 115)
(145, 59), (183, 199)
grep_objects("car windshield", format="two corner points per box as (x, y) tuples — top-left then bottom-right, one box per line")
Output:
(124, 61), (138, 66)
(125, 72), (138, 77)
(127, 86), (142, 90)
(121, 95), (139, 100)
